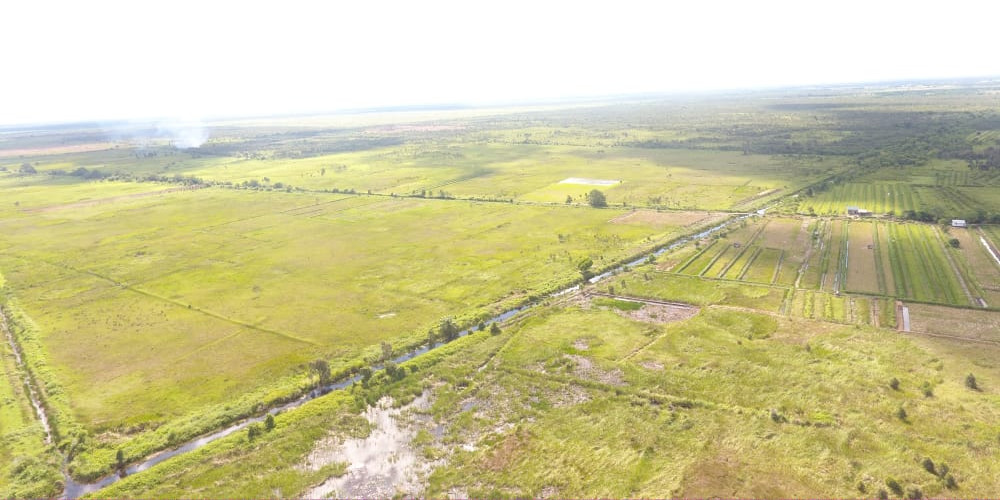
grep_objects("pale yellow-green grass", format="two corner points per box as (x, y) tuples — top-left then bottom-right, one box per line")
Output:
(0, 182), (709, 478)
(94, 302), (1000, 498)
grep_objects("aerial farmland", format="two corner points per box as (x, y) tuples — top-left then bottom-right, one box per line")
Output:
(2, 83), (1000, 498)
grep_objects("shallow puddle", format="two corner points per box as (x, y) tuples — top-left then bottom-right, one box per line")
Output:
(305, 392), (434, 498)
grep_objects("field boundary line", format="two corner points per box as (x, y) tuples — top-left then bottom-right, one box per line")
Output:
(32, 258), (321, 347)
(717, 220), (769, 278)
(771, 249), (785, 285)
(737, 247), (763, 281)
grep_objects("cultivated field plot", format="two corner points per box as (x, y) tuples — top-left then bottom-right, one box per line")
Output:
(616, 269), (787, 312)
(787, 290), (890, 327)
(671, 217), (812, 288)
(905, 303), (1000, 343)
(946, 228), (1000, 306)
(95, 302), (1000, 498)
(0, 181), (709, 472)
(801, 182), (1000, 219)
(656, 214), (982, 310)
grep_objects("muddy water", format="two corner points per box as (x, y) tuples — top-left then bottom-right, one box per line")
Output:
(55, 209), (757, 497)
(305, 393), (433, 498)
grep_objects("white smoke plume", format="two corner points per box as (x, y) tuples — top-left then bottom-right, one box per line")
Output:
(101, 116), (210, 149)
(155, 117), (209, 149)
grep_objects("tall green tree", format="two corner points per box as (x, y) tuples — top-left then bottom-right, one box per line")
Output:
(586, 189), (607, 208)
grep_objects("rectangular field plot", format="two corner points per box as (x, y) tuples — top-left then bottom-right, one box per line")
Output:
(806, 183), (921, 216)
(789, 290), (882, 326)
(906, 303), (1000, 342)
(884, 223), (968, 305)
(953, 227), (1000, 307)
(843, 221), (883, 295)
(618, 270), (787, 312)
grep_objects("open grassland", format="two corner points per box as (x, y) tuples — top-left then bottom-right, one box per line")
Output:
(3, 133), (847, 213)
(93, 300), (1000, 498)
(5, 87), (1000, 495)
(0, 179), (711, 478)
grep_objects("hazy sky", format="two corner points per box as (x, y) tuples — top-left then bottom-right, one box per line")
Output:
(3, 0), (999, 125)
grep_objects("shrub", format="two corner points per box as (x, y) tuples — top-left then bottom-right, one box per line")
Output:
(885, 477), (903, 496)
(921, 457), (935, 475)
(906, 485), (923, 499)
(965, 373), (978, 390)
(889, 377), (900, 390)
(945, 473), (958, 489)
(896, 406), (907, 421)
(937, 463), (949, 478)
(264, 414), (275, 431)
(769, 408), (786, 423)
(877, 488), (889, 500)
(490, 323), (502, 335)
(921, 381), (933, 398)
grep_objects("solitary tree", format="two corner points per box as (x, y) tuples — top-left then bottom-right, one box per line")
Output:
(965, 373), (978, 390)
(247, 423), (261, 441)
(578, 257), (594, 280)
(115, 449), (125, 474)
(310, 359), (331, 386)
(264, 414), (275, 431)
(440, 318), (459, 342)
(359, 366), (374, 384)
(380, 341), (393, 361)
(19, 163), (37, 174)
(490, 323), (502, 335)
(586, 189), (607, 208)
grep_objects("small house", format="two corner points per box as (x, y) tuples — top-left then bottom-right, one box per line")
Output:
(952, 219), (967, 228)
(847, 206), (860, 215)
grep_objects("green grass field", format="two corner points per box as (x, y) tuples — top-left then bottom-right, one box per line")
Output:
(0, 176), (718, 478)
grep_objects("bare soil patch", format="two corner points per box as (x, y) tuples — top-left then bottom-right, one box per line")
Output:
(616, 301), (698, 324)
(565, 354), (625, 386)
(303, 393), (439, 498)
(639, 360), (665, 371)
